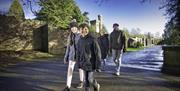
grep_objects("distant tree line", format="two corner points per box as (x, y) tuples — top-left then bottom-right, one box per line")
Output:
(92, 0), (180, 45)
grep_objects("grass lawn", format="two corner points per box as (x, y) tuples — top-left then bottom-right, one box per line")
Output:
(0, 50), (60, 68)
(127, 47), (145, 52)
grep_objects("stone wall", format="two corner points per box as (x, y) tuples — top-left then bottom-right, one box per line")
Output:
(0, 15), (69, 55)
(0, 15), (34, 51)
(48, 26), (69, 55)
(162, 46), (180, 76)
(32, 25), (69, 55)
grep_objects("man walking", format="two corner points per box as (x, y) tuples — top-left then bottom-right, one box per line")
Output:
(110, 23), (126, 76)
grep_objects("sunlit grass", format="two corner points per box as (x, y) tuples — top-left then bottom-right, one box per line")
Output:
(19, 51), (56, 61)
(127, 47), (145, 52)
(0, 50), (59, 68)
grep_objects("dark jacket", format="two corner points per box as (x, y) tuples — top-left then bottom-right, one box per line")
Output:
(76, 34), (101, 71)
(64, 33), (80, 62)
(98, 34), (109, 59)
(110, 29), (126, 50)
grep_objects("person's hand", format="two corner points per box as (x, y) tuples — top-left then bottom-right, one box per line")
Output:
(63, 59), (68, 64)
(63, 60), (66, 64)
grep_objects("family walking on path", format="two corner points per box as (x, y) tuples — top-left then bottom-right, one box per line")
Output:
(0, 36), (179, 91)
(63, 19), (126, 91)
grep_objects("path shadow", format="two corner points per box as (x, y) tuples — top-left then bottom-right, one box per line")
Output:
(0, 60), (179, 91)
(0, 61), (70, 91)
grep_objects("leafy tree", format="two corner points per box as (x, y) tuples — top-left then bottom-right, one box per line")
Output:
(130, 28), (144, 38)
(162, 0), (180, 45)
(36, 0), (84, 29)
(72, 5), (84, 24)
(131, 28), (141, 36)
(8, 0), (25, 19)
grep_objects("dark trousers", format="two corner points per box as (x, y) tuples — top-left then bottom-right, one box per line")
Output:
(97, 60), (101, 69)
(84, 71), (98, 91)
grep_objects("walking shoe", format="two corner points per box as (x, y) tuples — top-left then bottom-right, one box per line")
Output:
(63, 86), (70, 91)
(76, 82), (83, 88)
(114, 60), (118, 65)
(94, 84), (100, 91)
(115, 72), (120, 76)
(96, 69), (102, 72)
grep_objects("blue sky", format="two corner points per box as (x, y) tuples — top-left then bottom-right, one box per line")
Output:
(0, 0), (12, 12)
(0, 0), (167, 35)
(0, 0), (40, 19)
(76, 0), (167, 35)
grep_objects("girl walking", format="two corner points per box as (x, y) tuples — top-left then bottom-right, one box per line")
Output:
(63, 20), (84, 91)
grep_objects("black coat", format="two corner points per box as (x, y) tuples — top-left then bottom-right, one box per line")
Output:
(110, 29), (126, 50)
(98, 34), (109, 59)
(76, 34), (101, 71)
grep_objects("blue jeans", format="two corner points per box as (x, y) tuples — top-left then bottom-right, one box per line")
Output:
(112, 49), (123, 73)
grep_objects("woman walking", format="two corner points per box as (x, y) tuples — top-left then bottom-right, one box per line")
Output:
(63, 20), (84, 91)
(97, 31), (109, 71)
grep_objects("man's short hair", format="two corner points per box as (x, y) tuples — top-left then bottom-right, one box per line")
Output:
(113, 23), (119, 27)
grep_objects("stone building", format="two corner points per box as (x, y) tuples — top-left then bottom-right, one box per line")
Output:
(90, 15), (103, 33)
